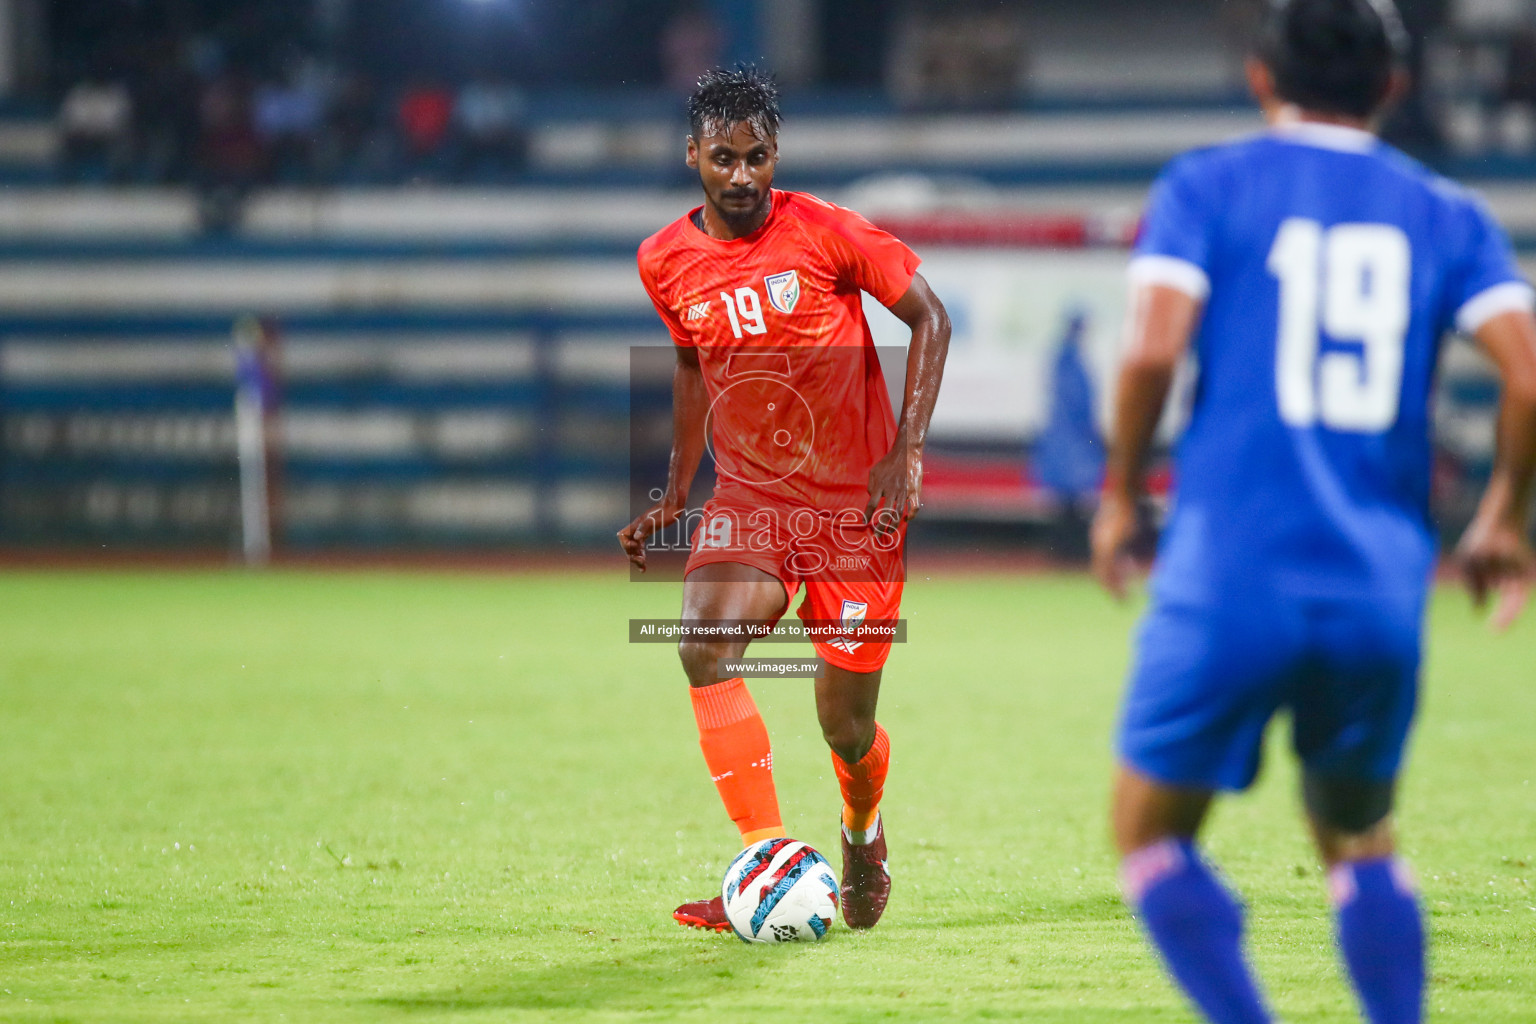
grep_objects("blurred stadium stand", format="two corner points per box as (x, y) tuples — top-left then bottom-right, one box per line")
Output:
(0, 0), (1532, 556)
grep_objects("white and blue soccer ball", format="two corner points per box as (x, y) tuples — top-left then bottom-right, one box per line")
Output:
(721, 837), (839, 943)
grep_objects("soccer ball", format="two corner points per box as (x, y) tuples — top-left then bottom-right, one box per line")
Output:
(721, 837), (839, 943)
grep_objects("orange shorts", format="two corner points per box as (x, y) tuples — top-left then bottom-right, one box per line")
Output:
(684, 495), (905, 673)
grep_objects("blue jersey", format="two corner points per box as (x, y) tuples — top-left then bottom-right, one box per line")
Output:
(1134, 121), (1533, 608)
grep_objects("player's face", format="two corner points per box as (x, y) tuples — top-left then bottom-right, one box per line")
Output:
(687, 120), (777, 232)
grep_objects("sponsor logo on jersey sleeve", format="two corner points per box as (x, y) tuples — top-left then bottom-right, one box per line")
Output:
(764, 270), (801, 315)
(686, 300), (712, 321)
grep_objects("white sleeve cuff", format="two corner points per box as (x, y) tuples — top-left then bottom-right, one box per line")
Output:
(1128, 254), (1210, 301)
(1456, 280), (1536, 335)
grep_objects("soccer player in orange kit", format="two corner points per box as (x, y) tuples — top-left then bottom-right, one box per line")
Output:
(618, 67), (951, 933)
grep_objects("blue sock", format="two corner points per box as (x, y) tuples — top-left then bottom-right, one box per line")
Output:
(1123, 839), (1272, 1024)
(1331, 858), (1424, 1024)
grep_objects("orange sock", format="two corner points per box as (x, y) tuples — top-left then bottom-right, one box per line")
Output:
(832, 723), (890, 833)
(690, 678), (783, 845)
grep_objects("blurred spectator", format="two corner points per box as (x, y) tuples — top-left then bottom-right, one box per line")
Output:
(253, 58), (327, 183)
(195, 73), (263, 231)
(1033, 311), (1104, 560)
(1500, 27), (1536, 151)
(185, 31), (227, 82)
(198, 74), (263, 179)
(1450, 0), (1531, 34)
(398, 79), (454, 160)
(888, 4), (1028, 110)
(320, 69), (388, 183)
(455, 75), (529, 180)
(1506, 26), (1536, 102)
(59, 75), (133, 182)
(1033, 311), (1104, 507)
(1424, 5), (1536, 156)
(662, 5), (724, 94)
(131, 36), (201, 184)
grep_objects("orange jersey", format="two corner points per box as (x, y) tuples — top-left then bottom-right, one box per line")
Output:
(637, 189), (920, 512)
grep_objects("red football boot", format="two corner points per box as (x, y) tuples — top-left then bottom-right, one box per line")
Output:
(673, 895), (732, 933)
(840, 814), (890, 929)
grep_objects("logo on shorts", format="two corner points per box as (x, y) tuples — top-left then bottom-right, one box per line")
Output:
(686, 301), (711, 321)
(830, 598), (868, 654)
(764, 270), (801, 314)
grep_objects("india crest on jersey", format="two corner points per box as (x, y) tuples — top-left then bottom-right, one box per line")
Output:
(764, 269), (801, 314)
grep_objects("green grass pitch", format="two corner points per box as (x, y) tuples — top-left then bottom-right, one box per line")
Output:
(1, 567), (1534, 1023)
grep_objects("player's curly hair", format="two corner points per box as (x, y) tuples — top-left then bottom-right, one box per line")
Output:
(686, 66), (781, 140)
(1257, 0), (1409, 118)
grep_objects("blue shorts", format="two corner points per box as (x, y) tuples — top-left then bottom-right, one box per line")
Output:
(1117, 592), (1422, 792)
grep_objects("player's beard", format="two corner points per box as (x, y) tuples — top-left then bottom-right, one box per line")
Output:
(713, 187), (770, 234)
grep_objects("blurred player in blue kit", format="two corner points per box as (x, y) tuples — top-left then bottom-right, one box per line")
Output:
(1090, 1), (1536, 1022)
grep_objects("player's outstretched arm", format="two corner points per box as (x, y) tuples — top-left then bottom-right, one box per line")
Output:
(618, 346), (708, 571)
(1091, 283), (1200, 599)
(865, 273), (951, 533)
(1455, 307), (1536, 629)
